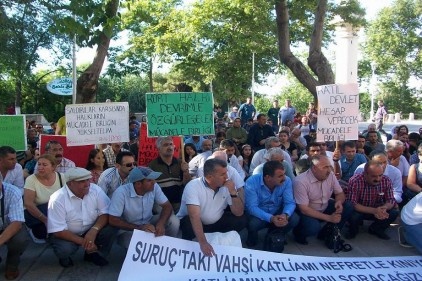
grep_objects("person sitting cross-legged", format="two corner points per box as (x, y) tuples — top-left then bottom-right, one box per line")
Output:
(108, 167), (179, 250)
(245, 161), (299, 250)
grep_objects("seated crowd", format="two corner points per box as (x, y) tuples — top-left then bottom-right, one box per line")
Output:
(0, 107), (421, 280)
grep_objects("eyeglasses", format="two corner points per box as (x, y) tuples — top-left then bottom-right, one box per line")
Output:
(123, 162), (137, 168)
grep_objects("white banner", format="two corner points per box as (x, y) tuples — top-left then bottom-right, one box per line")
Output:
(119, 230), (422, 281)
(65, 102), (129, 146)
(316, 83), (359, 142)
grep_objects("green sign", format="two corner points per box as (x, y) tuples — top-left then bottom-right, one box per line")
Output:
(146, 92), (214, 137)
(0, 115), (26, 150)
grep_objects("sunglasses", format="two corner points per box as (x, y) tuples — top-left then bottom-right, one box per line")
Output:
(123, 162), (137, 168)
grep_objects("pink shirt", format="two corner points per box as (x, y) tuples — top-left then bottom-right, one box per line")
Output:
(293, 169), (343, 212)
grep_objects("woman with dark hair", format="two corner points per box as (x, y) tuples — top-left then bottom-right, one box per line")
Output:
(184, 143), (198, 163)
(85, 148), (108, 184)
(241, 144), (254, 178)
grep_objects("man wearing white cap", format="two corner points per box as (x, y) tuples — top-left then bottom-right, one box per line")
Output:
(47, 167), (116, 268)
(109, 167), (179, 249)
(228, 106), (239, 123)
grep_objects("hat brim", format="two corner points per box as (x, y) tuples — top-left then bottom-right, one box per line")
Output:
(145, 171), (162, 180)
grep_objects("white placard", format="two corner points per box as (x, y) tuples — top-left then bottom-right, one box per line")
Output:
(316, 83), (359, 142)
(65, 102), (129, 146)
(119, 230), (422, 281)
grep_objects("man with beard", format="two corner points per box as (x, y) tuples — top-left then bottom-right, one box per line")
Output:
(346, 161), (398, 240)
(148, 136), (191, 212)
(293, 155), (353, 245)
(35, 141), (75, 174)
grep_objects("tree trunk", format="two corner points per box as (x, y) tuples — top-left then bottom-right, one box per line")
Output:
(76, 0), (120, 104)
(275, 0), (334, 103)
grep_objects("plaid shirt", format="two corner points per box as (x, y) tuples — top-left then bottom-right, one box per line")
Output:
(347, 173), (395, 208)
(0, 182), (25, 230)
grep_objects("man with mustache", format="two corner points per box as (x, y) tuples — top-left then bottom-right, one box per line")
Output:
(346, 161), (399, 240)
(35, 141), (75, 174)
(293, 155), (353, 245)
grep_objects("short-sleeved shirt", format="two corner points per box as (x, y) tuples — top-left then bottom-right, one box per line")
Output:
(47, 183), (110, 235)
(0, 182), (25, 229)
(3, 163), (24, 191)
(389, 155), (410, 177)
(347, 173), (395, 208)
(278, 106), (296, 123)
(293, 169), (343, 212)
(97, 167), (129, 198)
(24, 172), (65, 205)
(245, 174), (295, 222)
(238, 103), (256, 121)
(109, 183), (168, 225)
(197, 165), (244, 190)
(340, 154), (367, 182)
(148, 157), (184, 204)
(177, 178), (233, 225)
(401, 192), (422, 225)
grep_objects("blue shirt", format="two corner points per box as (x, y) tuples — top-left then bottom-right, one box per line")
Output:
(238, 103), (256, 120)
(340, 153), (367, 182)
(245, 174), (296, 223)
(0, 182), (25, 229)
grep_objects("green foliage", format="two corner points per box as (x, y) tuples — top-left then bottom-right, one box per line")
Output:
(254, 95), (272, 116)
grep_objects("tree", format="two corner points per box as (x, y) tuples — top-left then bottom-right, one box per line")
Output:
(362, 0), (421, 114)
(275, 0), (365, 102)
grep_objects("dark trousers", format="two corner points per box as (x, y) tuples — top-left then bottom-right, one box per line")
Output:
(348, 208), (399, 236)
(24, 203), (48, 239)
(49, 225), (117, 260)
(3, 225), (30, 270)
(180, 212), (247, 241)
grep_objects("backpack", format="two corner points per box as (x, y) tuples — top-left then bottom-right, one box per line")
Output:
(264, 229), (285, 253)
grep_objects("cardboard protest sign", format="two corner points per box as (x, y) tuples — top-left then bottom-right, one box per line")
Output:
(39, 135), (94, 168)
(119, 230), (422, 281)
(65, 102), (129, 146)
(316, 83), (359, 142)
(138, 122), (181, 166)
(0, 115), (26, 150)
(145, 92), (214, 137)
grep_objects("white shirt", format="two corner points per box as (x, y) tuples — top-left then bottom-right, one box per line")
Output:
(197, 165), (244, 190)
(3, 163), (24, 191)
(401, 192), (422, 225)
(47, 183), (110, 235)
(177, 178), (233, 225)
(188, 151), (212, 178)
(250, 148), (292, 173)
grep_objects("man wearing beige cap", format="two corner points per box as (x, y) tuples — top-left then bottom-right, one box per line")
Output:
(109, 167), (179, 249)
(47, 167), (116, 268)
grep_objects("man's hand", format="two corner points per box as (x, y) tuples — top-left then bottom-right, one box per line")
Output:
(199, 241), (215, 257)
(224, 180), (236, 194)
(328, 213), (342, 223)
(83, 229), (99, 252)
(334, 201), (343, 214)
(271, 214), (288, 227)
(154, 223), (165, 237)
(374, 206), (389, 220)
(139, 224), (156, 233)
(181, 161), (189, 172)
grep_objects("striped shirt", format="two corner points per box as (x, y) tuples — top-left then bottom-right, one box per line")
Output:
(97, 167), (129, 198)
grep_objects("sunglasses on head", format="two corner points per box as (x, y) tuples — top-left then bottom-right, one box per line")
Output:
(123, 162), (137, 168)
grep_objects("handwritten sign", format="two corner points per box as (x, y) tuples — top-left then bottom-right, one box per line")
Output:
(65, 102), (129, 146)
(39, 135), (94, 167)
(0, 115), (26, 150)
(145, 92), (214, 137)
(119, 230), (422, 281)
(138, 123), (181, 166)
(316, 83), (359, 142)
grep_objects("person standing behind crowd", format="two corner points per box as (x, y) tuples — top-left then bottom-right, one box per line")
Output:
(375, 100), (388, 131)
(306, 102), (318, 130)
(238, 97), (256, 126)
(85, 149), (108, 184)
(247, 114), (275, 152)
(228, 106), (239, 123)
(278, 99), (296, 126)
(267, 100), (280, 133)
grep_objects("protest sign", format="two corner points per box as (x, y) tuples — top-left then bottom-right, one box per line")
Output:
(145, 92), (214, 137)
(39, 135), (94, 167)
(65, 102), (129, 146)
(119, 230), (422, 281)
(138, 123), (180, 166)
(0, 115), (26, 150)
(316, 83), (359, 142)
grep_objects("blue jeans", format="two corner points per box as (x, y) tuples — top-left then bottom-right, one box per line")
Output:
(403, 223), (422, 255)
(294, 200), (353, 239)
(4, 225), (30, 270)
(49, 225), (117, 260)
(247, 212), (299, 246)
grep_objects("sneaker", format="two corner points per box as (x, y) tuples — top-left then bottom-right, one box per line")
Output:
(84, 252), (109, 266)
(398, 226), (414, 248)
(28, 228), (46, 244)
(59, 257), (74, 268)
